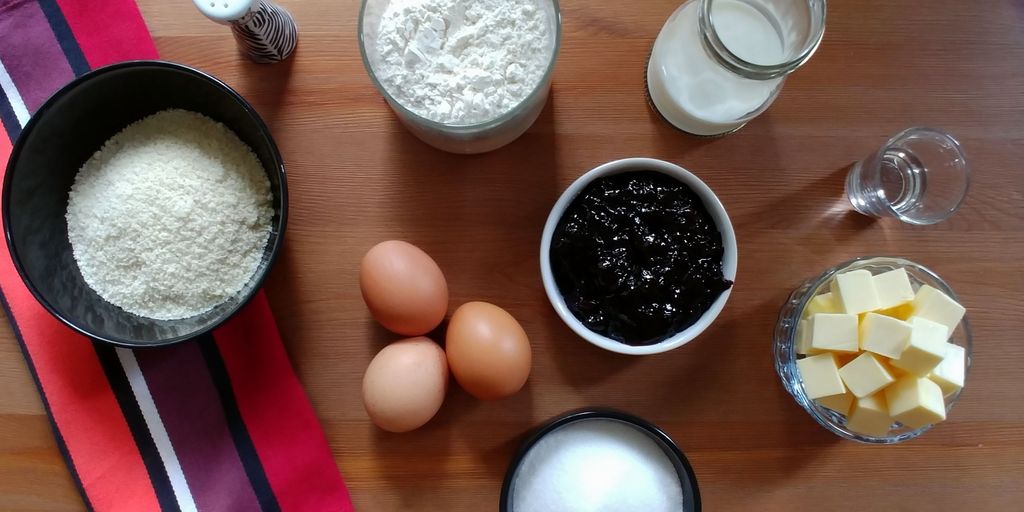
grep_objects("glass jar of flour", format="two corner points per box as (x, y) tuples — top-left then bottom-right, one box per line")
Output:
(647, 0), (826, 136)
(359, 0), (562, 154)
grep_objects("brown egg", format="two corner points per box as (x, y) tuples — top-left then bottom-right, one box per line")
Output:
(362, 337), (449, 433)
(446, 301), (532, 400)
(360, 240), (448, 336)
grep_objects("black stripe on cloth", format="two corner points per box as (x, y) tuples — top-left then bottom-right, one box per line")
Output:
(198, 333), (282, 512)
(0, 83), (20, 141)
(36, 0), (91, 77)
(93, 344), (181, 512)
(0, 287), (95, 512)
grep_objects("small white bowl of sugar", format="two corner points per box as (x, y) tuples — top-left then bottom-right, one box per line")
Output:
(501, 410), (701, 512)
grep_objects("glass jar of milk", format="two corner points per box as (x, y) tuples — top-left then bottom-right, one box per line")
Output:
(647, 0), (826, 136)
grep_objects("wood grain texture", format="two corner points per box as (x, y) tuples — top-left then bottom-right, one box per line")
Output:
(2, 0), (1023, 510)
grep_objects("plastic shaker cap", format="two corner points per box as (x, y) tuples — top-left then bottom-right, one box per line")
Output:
(192, 0), (255, 23)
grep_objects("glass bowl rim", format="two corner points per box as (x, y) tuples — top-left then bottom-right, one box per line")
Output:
(774, 255), (973, 444)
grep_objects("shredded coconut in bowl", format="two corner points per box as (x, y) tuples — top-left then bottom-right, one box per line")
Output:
(374, 0), (554, 125)
(65, 109), (273, 321)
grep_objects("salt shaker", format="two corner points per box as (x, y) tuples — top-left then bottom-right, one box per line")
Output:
(193, 0), (298, 63)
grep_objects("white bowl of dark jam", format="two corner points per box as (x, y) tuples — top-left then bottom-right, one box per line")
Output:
(540, 158), (738, 355)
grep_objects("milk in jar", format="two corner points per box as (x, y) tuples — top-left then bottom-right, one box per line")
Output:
(647, 0), (827, 136)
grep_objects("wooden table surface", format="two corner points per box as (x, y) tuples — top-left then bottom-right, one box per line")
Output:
(2, 0), (1023, 510)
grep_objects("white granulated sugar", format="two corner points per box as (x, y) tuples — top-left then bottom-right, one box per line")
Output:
(374, 0), (553, 125)
(66, 109), (273, 320)
(512, 420), (685, 512)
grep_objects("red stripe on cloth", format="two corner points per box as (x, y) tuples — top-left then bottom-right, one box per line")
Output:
(0, 131), (9, 171)
(54, 0), (158, 66)
(0, 2), (163, 508)
(215, 292), (355, 512)
(0, 1), (160, 506)
(0, 260), (161, 511)
(0, 0), (75, 112)
(134, 341), (264, 512)
(4, 2), (353, 510)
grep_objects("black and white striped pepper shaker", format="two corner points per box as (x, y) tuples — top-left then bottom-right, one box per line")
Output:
(193, 0), (298, 63)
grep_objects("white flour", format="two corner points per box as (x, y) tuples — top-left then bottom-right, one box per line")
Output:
(66, 109), (273, 320)
(374, 0), (553, 125)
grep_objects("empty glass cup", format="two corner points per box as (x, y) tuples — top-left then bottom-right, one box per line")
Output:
(845, 127), (970, 225)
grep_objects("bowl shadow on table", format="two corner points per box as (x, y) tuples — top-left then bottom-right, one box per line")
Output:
(369, 375), (536, 508)
(647, 312), (746, 412)
(640, 92), (799, 164)
(263, 240), (407, 366)
(381, 95), (561, 270)
(537, 300), (641, 387)
(651, 295), (839, 484)
(755, 295), (844, 478)
(261, 242), (308, 363)
(750, 292), (845, 447)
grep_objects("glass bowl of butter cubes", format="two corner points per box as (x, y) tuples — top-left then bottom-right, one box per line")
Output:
(774, 256), (972, 443)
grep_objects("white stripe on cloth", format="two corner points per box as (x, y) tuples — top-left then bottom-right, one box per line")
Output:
(0, 58), (30, 127)
(115, 348), (199, 512)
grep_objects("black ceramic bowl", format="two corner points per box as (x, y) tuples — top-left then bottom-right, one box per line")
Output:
(2, 60), (287, 348)
(501, 409), (701, 511)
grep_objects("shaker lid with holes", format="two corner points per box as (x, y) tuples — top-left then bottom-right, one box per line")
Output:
(193, 0), (254, 24)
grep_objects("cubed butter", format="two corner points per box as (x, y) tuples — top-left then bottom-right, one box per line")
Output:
(860, 312), (912, 359)
(929, 343), (966, 396)
(846, 393), (893, 437)
(910, 285), (965, 333)
(809, 313), (859, 353)
(839, 352), (896, 398)
(816, 391), (855, 415)
(835, 352), (859, 367)
(891, 317), (950, 376)
(803, 292), (840, 318)
(882, 358), (908, 377)
(872, 268), (915, 310)
(797, 353), (846, 400)
(885, 376), (946, 429)
(830, 269), (880, 315)
(874, 302), (914, 321)
(795, 319), (823, 355)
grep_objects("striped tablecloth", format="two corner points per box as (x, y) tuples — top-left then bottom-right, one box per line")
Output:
(0, 1), (354, 510)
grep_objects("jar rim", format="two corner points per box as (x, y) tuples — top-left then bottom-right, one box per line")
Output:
(699, 0), (827, 80)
